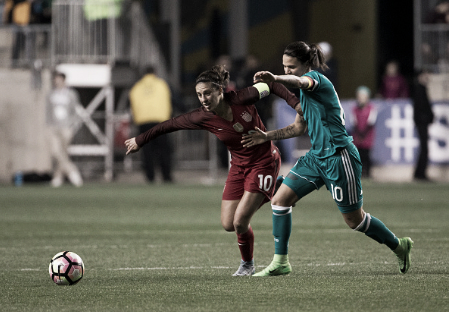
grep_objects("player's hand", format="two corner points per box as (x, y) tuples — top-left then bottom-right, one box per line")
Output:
(125, 137), (140, 155)
(241, 127), (268, 148)
(254, 71), (276, 84)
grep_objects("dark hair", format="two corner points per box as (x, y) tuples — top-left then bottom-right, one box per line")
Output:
(283, 41), (329, 71)
(53, 71), (66, 80)
(195, 65), (230, 89)
(144, 65), (155, 75)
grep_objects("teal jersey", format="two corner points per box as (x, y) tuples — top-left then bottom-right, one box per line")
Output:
(300, 71), (352, 159)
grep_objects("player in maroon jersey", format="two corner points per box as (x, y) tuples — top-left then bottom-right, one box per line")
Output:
(125, 65), (299, 276)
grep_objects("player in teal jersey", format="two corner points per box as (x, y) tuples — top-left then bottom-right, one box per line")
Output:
(241, 41), (413, 276)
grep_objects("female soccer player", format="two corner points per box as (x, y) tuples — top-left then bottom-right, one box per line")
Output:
(241, 41), (413, 276)
(125, 65), (299, 276)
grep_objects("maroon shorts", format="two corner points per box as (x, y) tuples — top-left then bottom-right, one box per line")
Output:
(222, 152), (281, 205)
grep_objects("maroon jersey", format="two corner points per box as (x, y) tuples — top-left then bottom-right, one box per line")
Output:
(135, 82), (299, 167)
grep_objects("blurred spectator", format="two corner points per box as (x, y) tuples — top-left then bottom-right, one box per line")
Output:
(236, 54), (261, 88)
(316, 41), (339, 89)
(3, 0), (33, 67)
(379, 60), (409, 99)
(46, 72), (83, 187)
(422, 1), (449, 72)
(129, 66), (173, 183)
(216, 54), (237, 91)
(420, 42), (439, 69)
(352, 86), (377, 178)
(3, 0), (32, 26)
(437, 41), (449, 73)
(411, 70), (434, 181)
(425, 0), (449, 24)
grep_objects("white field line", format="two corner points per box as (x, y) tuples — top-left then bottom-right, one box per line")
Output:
(19, 262), (388, 272)
(107, 263), (359, 271)
(3, 228), (445, 272)
(17, 260), (449, 272)
(0, 228), (441, 252)
(110, 266), (234, 271)
(2, 236), (447, 254)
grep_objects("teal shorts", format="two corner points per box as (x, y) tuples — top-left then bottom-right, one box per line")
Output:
(283, 143), (363, 213)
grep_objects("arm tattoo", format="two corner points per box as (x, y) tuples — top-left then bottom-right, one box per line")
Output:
(272, 125), (296, 141)
(298, 113), (306, 126)
(268, 105), (306, 141)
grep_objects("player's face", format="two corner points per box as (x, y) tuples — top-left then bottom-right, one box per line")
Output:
(54, 76), (65, 88)
(195, 82), (223, 112)
(356, 91), (369, 105)
(283, 54), (308, 77)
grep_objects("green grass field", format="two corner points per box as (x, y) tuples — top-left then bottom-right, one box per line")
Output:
(1, 181), (448, 311)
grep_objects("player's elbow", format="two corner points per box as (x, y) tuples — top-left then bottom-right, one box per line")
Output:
(293, 124), (307, 137)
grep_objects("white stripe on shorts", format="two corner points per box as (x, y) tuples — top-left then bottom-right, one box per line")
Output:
(340, 149), (357, 205)
(288, 170), (319, 190)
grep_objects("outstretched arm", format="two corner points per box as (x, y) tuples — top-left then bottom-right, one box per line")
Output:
(124, 109), (204, 156)
(254, 71), (313, 90)
(241, 106), (307, 147)
(125, 137), (140, 155)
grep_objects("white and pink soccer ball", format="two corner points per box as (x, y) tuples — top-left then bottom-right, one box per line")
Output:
(49, 251), (84, 286)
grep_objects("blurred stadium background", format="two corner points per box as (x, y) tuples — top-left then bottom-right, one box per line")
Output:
(1, 2), (449, 311)
(0, 0), (448, 184)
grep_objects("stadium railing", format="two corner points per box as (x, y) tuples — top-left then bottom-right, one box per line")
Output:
(0, 0), (221, 182)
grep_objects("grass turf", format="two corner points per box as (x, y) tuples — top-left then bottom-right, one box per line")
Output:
(1, 181), (448, 311)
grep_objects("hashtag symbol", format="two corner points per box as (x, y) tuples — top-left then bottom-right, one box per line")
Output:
(385, 104), (419, 162)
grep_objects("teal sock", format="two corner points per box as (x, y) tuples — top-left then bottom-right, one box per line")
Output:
(272, 205), (292, 255)
(356, 213), (399, 250)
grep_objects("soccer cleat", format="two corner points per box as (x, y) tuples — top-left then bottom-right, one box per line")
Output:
(232, 260), (255, 276)
(253, 257), (292, 277)
(394, 237), (413, 274)
(273, 175), (284, 196)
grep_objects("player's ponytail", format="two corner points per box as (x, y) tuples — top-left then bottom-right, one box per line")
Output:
(284, 41), (328, 71)
(309, 43), (329, 71)
(196, 65), (230, 89)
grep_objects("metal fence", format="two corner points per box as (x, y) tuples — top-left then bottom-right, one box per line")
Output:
(415, 0), (449, 73)
(0, 24), (51, 68)
(415, 0), (449, 101)
(51, 0), (168, 80)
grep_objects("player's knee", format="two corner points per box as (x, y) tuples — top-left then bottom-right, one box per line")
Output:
(233, 219), (249, 234)
(343, 214), (357, 229)
(344, 209), (367, 230)
(271, 195), (289, 207)
(344, 216), (363, 229)
(351, 212), (371, 233)
(222, 225), (235, 232)
(222, 224), (235, 232)
(221, 220), (235, 232)
(346, 219), (359, 230)
(271, 196), (281, 206)
(271, 189), (298, 207)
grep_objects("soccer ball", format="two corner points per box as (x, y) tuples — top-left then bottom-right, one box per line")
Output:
(49, 251), (84, 286)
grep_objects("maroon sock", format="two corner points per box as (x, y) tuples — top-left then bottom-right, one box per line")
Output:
(237, 226), (254, 262)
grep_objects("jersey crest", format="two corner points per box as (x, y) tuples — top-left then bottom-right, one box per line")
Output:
(240, 111), (252, 122)
(233, 122), (244, 132)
